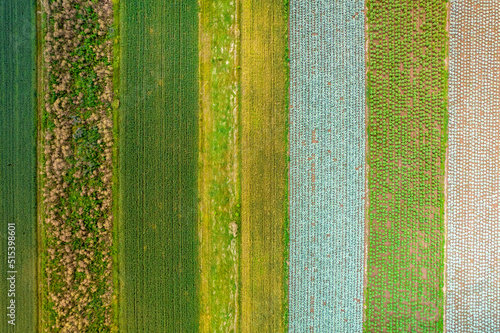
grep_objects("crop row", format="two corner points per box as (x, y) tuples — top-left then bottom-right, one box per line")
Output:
(117, 0), (200, 331)
(240, 0), (289, 330)
(0, 0), (37, 331)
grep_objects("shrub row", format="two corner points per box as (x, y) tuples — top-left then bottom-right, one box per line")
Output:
(41, 0), (114, 331)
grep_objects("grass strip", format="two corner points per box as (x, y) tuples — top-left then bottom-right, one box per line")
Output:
(198, 0), (241, 331)
(111, 0), (120, 331)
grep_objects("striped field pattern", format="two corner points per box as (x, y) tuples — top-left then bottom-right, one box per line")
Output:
(446, 0), (500, 331)
(288, 0), (366, 331)
(4, 0), (500, 331)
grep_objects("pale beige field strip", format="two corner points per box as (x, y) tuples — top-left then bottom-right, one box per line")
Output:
(446, 0), (500, 331)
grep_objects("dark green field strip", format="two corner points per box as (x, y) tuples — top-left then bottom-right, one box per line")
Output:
(0, 0), (37, 332)
(240, 0), (289, 331)
(365, 0), (447, 331)
(118, 0), (199, 331)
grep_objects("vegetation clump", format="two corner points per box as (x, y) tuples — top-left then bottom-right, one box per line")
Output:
(41, 0), (114, 331)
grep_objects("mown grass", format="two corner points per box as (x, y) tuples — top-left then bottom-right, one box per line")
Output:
(0, 0), (37, 332)
(240, 0), (289, 331)
(198, 0), (241, 331)
(118, 0), (199, 331)
(365, 0), (447, 331)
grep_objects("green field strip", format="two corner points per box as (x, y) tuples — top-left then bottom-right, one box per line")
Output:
(0, 0), (37, 332)
(118, 0), (199, 331)
(198, 0), (241, 331)
(365, 0), (447, 331)
(240, 0), (289, 331)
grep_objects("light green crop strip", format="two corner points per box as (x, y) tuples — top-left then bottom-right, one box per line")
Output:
(365, 0), (448, 331)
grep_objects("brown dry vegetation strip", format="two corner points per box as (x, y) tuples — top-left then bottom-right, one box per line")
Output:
(240, 0), (289, 331)
(40, 0), (114, 331)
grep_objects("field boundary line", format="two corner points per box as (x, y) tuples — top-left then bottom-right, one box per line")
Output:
(111, 0), (121, 331)
(36, 0), (47, 331)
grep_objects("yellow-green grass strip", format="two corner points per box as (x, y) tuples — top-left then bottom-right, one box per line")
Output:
(365, 0), (448, 330)
(240, 0), (289, 331)
(198, 0), (241, 331)
(118, 0), (199, 331)
(0, 0), (37, 332)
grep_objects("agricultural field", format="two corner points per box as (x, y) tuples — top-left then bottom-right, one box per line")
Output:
(118, 0), (199, 331)
(288, 0), (366, 331)
(8, 0), (500, 331)
(446, 0), (500, 330)
(240, 0), (289, 331)
(365, 0), (448, 330)
(198, 0), (241, 331)
(39, 0), (115, 331)
(0, 0), (37, 332)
